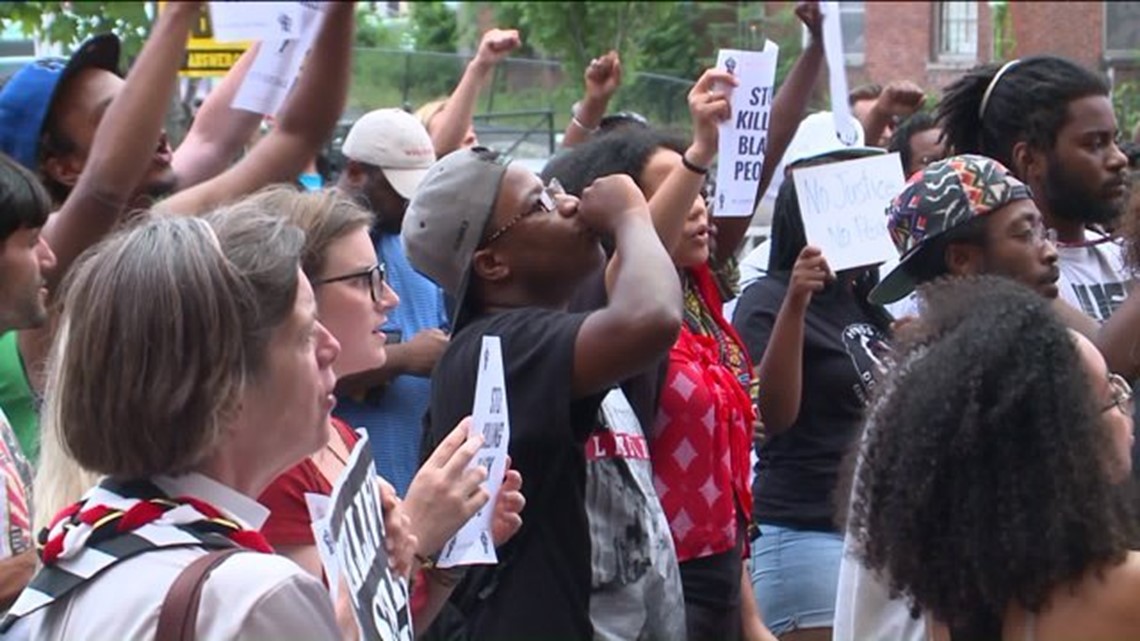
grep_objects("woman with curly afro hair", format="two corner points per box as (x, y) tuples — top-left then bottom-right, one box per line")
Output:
(848, 275), (1138, 641)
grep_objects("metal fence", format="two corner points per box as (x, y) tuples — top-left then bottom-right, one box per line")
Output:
(347, 48), (696, 158)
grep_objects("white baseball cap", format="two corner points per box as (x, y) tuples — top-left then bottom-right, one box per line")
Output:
(341, 108), (436, 199)
(783, 111), (881, 168)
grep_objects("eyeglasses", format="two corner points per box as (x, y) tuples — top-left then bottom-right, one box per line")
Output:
(312, 263), (387, 302)
(1101, 373), (1134, 415)
(1013, 223), (1058, 246)
(480, 178), (566, 248)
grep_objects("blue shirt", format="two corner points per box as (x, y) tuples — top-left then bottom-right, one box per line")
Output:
(335, 232), (447, 497)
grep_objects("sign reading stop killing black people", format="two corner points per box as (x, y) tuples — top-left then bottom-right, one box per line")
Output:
(327, 431), (413, 641)
(713, 44), (779, 217)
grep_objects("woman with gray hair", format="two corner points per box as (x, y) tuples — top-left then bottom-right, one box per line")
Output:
(2, 212), (345, 639)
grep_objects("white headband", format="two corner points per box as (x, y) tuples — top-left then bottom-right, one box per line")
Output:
(978, 59), (1021, 120)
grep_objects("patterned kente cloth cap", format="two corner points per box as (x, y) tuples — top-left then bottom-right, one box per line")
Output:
(869, 154), (1033, 304)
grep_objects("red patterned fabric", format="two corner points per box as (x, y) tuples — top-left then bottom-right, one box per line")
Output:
(651, 264), (755, 562)
(259, 418), (359, 546)
(40, 486), (273, 566)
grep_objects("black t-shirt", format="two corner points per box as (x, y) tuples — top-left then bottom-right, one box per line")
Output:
(732, 277), (889, 532)
(566, 265), (665, 431)
(425, 308), (602, 641)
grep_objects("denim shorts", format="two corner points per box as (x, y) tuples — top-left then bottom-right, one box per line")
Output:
(750, 523), (844, 635)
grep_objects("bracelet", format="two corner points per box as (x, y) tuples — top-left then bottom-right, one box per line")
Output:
(571, 113), (599, 134)
(574, 100), (601, 133)
(681, 153), (709, 176)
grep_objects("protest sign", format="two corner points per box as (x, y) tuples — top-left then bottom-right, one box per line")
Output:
(713, 44), (779, 217)
(305, 493), (340, 605)
(231, 2), (324, 115)
(327, 431), (413, 641)
(158, 2), (251, 78)
(820, 1), (861, 146)
(437, 336), (511, 569)
(792, 153), (904, 272)
(208, 2), (303, 43)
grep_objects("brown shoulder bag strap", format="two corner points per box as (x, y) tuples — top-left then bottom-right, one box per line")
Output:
(155, 548), (246, 641)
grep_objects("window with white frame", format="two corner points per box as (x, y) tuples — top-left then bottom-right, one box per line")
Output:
(1105, 1), (1140, 59)
(805, 2), (865, 65)
(934, 1), (978, 62)
(840, 1), (865, 65)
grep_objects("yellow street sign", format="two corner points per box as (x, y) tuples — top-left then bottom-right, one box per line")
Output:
(158, 2), (252, 77)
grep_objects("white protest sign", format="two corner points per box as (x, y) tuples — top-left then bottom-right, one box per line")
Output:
(792, 152), (904, 272)
(437, 336), (510, 569)
(328, 431), (413, 641)
(231, 2), (324, 116)
(208, 1), (303, 43)
(820, 1), (861, 146)
(305, 492), (340, 605)
(713, 45), (779, 218)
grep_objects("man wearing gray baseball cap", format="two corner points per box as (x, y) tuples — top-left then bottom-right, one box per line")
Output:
(404, 146), (682, 639)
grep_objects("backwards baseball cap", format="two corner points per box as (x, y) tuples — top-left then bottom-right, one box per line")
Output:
(868, 154), (1033, 305)
(403, 146), (511, 331)
(0, 34), (121, 172)
(342, 108), (436, 200)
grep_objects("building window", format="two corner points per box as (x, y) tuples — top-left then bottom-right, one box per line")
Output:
(934, 1), (978, 63)
(1105, 1), (1140, 60)
(840, 1), (865, 66)
(807, 2), (864, 65)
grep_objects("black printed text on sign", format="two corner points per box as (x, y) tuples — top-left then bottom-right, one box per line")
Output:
(328, 432), (413, 641)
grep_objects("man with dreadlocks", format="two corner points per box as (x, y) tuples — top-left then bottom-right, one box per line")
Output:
(937, 56), (1130, 327)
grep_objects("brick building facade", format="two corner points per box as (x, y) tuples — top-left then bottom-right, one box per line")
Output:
(836, 1), (1139, 97)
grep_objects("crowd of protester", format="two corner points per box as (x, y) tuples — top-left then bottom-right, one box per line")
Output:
(0, 1), (1137, 640)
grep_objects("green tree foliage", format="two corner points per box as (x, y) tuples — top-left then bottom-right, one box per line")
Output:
(355, 5), (408, 49)
(406, 2), (461, 102)
(410, 1), (457, 53)
(634, 2), (701, 78)
(492, 1), (660, 80)
(0, 1), (150, 60)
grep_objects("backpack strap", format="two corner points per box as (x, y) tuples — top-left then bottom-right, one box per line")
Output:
(156, 548), (245, 641)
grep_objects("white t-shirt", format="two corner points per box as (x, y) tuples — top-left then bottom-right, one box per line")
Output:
(833, 537), (926, 641)
(833, 360), (928, 641)
(1056, 232), (1131, 324)
(25, 473), (340, 641)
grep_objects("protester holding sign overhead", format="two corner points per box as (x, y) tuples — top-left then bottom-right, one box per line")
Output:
(732, 131), (893, 640)
(542, 7), (827, 641)
(541, 86), (767, 640)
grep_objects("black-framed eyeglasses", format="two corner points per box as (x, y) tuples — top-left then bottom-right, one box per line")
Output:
(1101, 373), (1134, 415)
(480, 178), (565, 248)
(312, 263), (387, 302)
